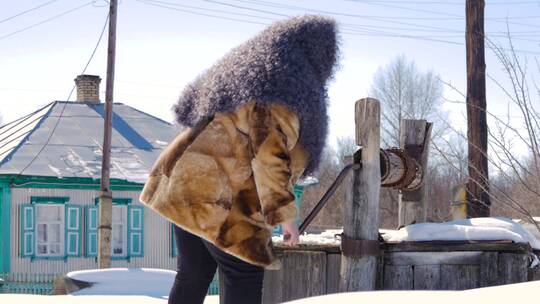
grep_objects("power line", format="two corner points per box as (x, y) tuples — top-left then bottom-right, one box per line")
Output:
(0, 1), (94, 41)
(137, 0), (270, 25)
(344, 0), (540, 29)
(0, 0), (61, 24)
(17, 12), (110, 176)
(0, 112), (49, 141)
(229, 0), (485, 35)
(200, 0), (288, 17)
(139, 0), (278, 21)
(346, 0), (540, 5)
(343, 0), (463, 18)
(136, 0), (540, 54)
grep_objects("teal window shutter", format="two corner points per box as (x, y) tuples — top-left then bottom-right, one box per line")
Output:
(171, 224), (177, 257)
(20, 204), (35, 257)
(128, 205), (143, 257)
(86, 206), (98, 257)
(65, 205), (82, 257)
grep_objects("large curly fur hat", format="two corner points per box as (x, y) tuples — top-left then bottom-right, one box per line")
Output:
(174, 15), (339, 174)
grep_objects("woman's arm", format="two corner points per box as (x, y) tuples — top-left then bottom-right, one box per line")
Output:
(282, 220), (300, 246)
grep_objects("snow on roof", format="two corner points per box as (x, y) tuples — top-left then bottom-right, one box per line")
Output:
(273, 217), (540, 250)
(67, 268), (176, 297)
(0, 102), (179, 183)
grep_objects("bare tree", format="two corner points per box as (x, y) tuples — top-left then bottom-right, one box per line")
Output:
(370, 55), (444, 147)
(437, 33), (540, 232)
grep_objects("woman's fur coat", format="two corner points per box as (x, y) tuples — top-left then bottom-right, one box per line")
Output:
(140, 16), (338, 268)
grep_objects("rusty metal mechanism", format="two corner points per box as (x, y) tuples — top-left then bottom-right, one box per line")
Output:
(380, 147), (423, 190)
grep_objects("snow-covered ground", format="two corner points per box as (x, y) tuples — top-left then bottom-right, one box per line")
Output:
(1, 281), (539, 303)
(285, 280), (540, 303)
(0, 294), (219, 304)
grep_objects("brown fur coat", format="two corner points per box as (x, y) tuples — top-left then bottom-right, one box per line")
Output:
(140, 101), (308, 268)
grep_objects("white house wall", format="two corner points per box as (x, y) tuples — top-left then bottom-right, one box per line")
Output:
(10, 187), (177, 275)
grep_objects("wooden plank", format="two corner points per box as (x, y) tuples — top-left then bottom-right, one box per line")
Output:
(479, 252), (498, 287)
(385, 251), (482, 266)
(529, 265), (540, 282)
(497, 253), (528, 285)
(382, 265), (413, 290)
(398, 120), (432, 227)
(383, 241), (532, 253)
(376, 255), (385, 290)
(280, 251), (327, 303)
(340, 98), (381, 292)
(326, 254), (341, 294)
(440, 265), (479, 290)
(413, 265), (441, 290)
(262, 265), (283, 304)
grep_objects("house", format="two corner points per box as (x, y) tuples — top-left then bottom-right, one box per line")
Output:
(0, 75), (181, 282)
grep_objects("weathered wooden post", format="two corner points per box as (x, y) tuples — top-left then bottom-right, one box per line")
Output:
(339, 98), (381, 291)
(398, 119), (432, 227)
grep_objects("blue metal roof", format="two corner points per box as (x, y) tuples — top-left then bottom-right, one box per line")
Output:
(0, 101), (179, 183)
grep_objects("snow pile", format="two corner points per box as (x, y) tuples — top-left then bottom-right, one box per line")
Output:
(382, 217), (540, 250)
(67, 268), (175, 297)
(272, 217), (540, 250)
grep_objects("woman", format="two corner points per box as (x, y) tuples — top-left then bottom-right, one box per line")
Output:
(140, 15), (339, 304)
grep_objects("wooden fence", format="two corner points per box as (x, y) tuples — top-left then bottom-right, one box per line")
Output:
(0, 273), (58, 295)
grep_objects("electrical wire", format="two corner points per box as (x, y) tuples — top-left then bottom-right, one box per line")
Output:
(345, 0), (540, 5)
(16, 11), (110, 176)
(0, 114), (48, 144)
(136, 0), (540, 54)
(137, 0), (270, 25)
(0, 102), (54, 133)
(139, 0), (278, 21)
(0, 0), (61, 24)
(0, 1), (94, 41)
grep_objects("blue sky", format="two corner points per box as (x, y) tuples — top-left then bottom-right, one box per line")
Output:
(1, 0), (539, 146)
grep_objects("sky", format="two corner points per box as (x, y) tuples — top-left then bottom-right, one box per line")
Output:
(1, 0), (539, 149)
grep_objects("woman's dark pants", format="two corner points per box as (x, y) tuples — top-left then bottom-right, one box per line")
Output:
(168, 225), (265, 304)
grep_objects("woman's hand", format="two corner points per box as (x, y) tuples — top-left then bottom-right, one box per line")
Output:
(281, 221), (300, 246)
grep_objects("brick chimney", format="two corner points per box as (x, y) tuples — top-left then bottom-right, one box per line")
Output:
(74, 75), (101, 103)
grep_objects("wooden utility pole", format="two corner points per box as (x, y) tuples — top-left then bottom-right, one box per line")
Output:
(465, 0), (490, 217)
(98, 0), (118, 269)
(340, 98), (380, 291)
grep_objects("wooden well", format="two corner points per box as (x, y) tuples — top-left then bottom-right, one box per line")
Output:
(251, 242), (540, 304)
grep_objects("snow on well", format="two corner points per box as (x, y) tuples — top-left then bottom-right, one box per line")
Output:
(383, 217), (540, 250)
(273, 217), (540, 250)
(67, 268), (175, 297)
(272, 229), (342, 246)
